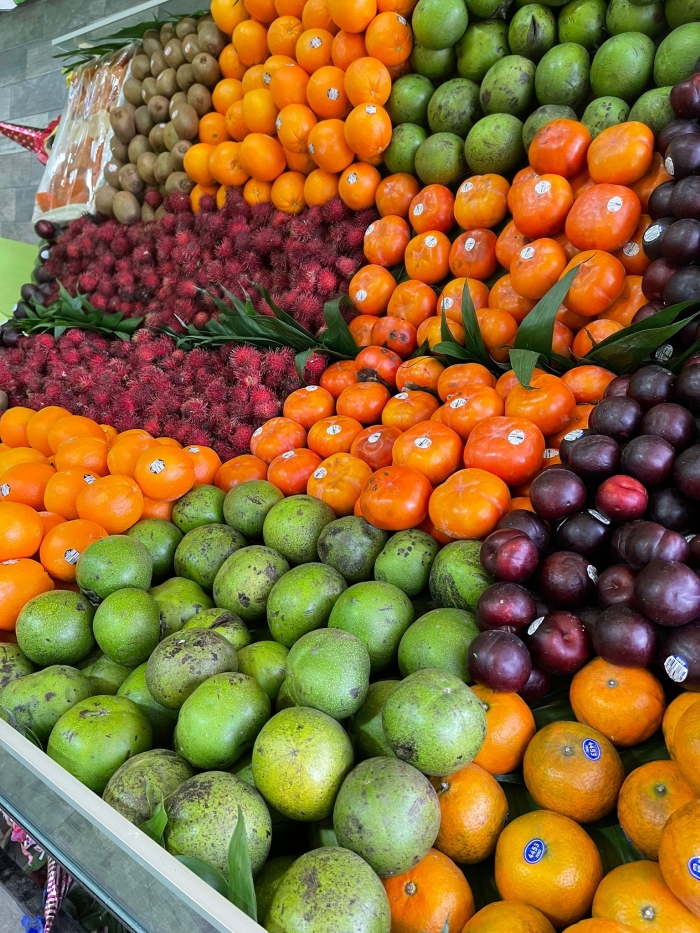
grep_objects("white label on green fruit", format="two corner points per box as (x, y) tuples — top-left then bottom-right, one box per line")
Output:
(365, 224), (374, 236)
(564, 429), (584, 441)
(396, 392), (409, 399)
(528, 616), (545, 635)
(425, 235), (438, 247)
(464, 237), (475, 251)
(368, 433), (382, 443)
(414, 436), (432, 449)
(450, 397), (467, 408)
(413, 203), (424, 216)
(607, 197), (623, 213)
(508, 429), (525, 445)
(665, 156), (674, 176)
(282, 450), (295, 459)
(587, 565), (598, 583)
(664, 655), (688, 683)
(327, 87), (339, 100)
(534, 180), (551, 195)
(355, 289), (368, 302)
(520, 246), (535, 260)
(588, 509), (610, 525)
(623, 242), (639, 257)
(83, 474), (96, 484)
(313, 467), (327, 479)
(327, 424), (342, 435)
(64, 548), (80, 565)
(149, 458), (166, 474)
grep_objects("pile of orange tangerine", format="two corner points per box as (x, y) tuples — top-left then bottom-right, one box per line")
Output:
(184, 0), (413, 214)
(345, 119), (670, 362)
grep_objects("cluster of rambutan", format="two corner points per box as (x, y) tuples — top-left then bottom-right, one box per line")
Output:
(40, 189), (376, 334)
(0, 328), (327, 460)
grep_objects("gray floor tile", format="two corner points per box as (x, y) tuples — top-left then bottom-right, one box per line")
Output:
(0, 190), (17, 223)
(0, 0), (47, 53)
(25, 38), (61, 80)
(43, 0), (106, 38)
(10, 71), (66, 118)
(0, 152), (45, 189)
(0, 87), (10, 121)
(0, 222), (38, 245)
(0, 44), (28, 87)
(0, 881), (25, 933)
(14, 185), (40, 222)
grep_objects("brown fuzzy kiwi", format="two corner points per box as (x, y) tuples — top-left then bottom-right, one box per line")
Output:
(123, 77), (143, 108)
(155, 204), (168, 219)
(131, 54), (152, 81)
(159, 22), (175, 45)
(182, 34), (201, 63)
(171, 139), (192, 171)
(162, 122), (180, 152)
(164, 38), (186, 71)
(147, 95), (170, 123)
(176, 16), (198, 40)
(118, 163), (146, 197)
(113, 190), (142, 225)
(133, 106), (155, 136)
(141, 76), (158, 103)
(127, 134), (152, 163)
(169, 92), (188, 115)
(196, 22), (227, 58)
(120, 101), (136, 115)
(103, 160), (123, 189)
(154, 151), (175, 184)
(156, 68), (179, 99)
(150, 49), (167, 78)
(94, 185), (117, 217)
(141, 30), (163, 56)
(187, 83), (213, 117)
(141, 202), (157, 223)
(149, 123), (167, 154)
(177, 63), (196, 93)
(137, 151), (158, 185)
(197, 13), (215, 32)
(165, 171), (195, 195)
(109, 107), (136, 145)
(109, 137), (129, 163)
(171, 102), (199, 141)
(191, 53), (220, 89)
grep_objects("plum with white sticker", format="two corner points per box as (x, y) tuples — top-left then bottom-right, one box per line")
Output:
(664, 655), (689, 683)
(528, 616), (545, 635)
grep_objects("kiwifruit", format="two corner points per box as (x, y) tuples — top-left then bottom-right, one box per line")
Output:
(137, 151), (158, 185)
(147, 95), (170, 123)
(160, 22), (175, 45)
(141, 77), (158, 103)
(171, 102), (199, 141)
(120, 101), (136, 115)
(154, 151), (175, 184)
(156, 68), (179, 99)
(131, 54), (152, 82)
(197, 13), (215, 32)
(149, 123), (167, 154)
(103, 159), (123, 189)
(187, 83), (213, 117)
(113, 190), (142, 225)
(128, 134), (152, 163)
(109, 137), (129, 162)
(176, 16), (198, 39)
(123, 77), (143, 108)
(150, 49), (167, 78)
(109, 107), (136, 145)
(141, 203), (157, 223)
(191, 53), (220, 89)
(196, 22), (227, 58)
(169, 92), (187, 115)
(133, 106), (155, 136)
(162, 121), (180, 152)
(142, 31), (162, 56)
(94, 185), (117, 217)
(118, 163), (145, 197)
(171, 139), (192, 171)
(159, 183), (168, 197)
(165, 171), (195, 195)
(177, 64), (196, 93)
(182, 34), (201, 63)
(164, 38), (185, 71)
(155, 204), (167, 220)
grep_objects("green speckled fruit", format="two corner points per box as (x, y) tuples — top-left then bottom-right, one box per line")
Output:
(629, 87), (675, 137)
(429, 540), (491, 612)
(654, 23), (700, 87)
(374, 529), (439, 597)
(93, 588), (161, 666)
(286, 629), (370, 719)
(267, 847), (390, 933)
(508, 5), (556, 62)
(348, 681), (399, 761)
(213, 545), (290, 621)
(384, 123), (428, 175)
(480, 55), (536, 117)
(224, 480), (283, 539)
(387, 74), (435, 128)
(263, 495), (335, 565)
(307, 817), (338, 849)
(172, 485), (225, 533)
(117, 663), (179, 747)
(267, 563), (347, 647)
(238, 640), (289, 703)
(535, 42), (590, 108)
(333, 758), (440, 877)
(182, 608), (251, 650)
(76, 535), (152, 604)
(582, 97), (630, 138)
(146, 628), (237, 709)
(428, 78), (481, 136)
(606, 0), (665, 37)
(666, 0), (700, 28)
(276, 678), (296, 711)
(398, 608), (480, 681)
(164, 771), (271, 875)
(456, 20), (509, 83)
(126, 519), (182, 583)
(0, 643), (34, 690)
(412, 0), (469, 50)
(149, 577), (213, 634)
(557, 0), (606, 50)
(523, 104), (577, 150)
(415, 132), (468, 185)
(16, 591), (95, 666)
(0, 665), (95, 743)
(317, 517), (388, 584)
(252, 707), (354, 821)
(590, 32), (655, 103)
(382, 669), (487, 775)
(174, 523), (245, 590)
(103, 748), (194, 825)
(464, 114), (525, 175)
(80, 654), (132, 695)
(47, 696), (152, 794)
(255, 856), (296, 926)
(328, 582), (414, 673)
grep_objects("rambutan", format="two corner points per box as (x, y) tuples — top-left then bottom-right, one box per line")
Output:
(317, 269), (337, 295)
(111, 236), (131, 257)
(144, 190), (162, 209)
(322, 197), (350, 225)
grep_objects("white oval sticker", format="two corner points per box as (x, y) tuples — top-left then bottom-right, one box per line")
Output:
(587, 565), (598, 583)
(655, 344), (673, 362)
(327, 424), (342, 435)
(64, 548), (80, 565)
(395, 392), (409, 400)
(253, 427), (263, 437)
(414, 436), (432, 449)
(149, 458), (166, 474)
(355, 289), (368, 302)
(464, 237), (476, 251)
(508, 429), (525, 446)
(368, 432), (382, 444)
(365, 224), (375, 236)
(275, 117), (282, 131)
(413, 203), (424, 216)
(520, 246), (535, 260)
(442, 297), (454, 310)
(665, 155), (674, 176)
(534, 180), (551, 195)
(664, 655), (689, 683)
(543, 448), (558, 459)
(308, 143), (315, 154)
(450, 397), (467, 409)
(83, 474), (97, 484)
(645, 224), (662, 242)
(0, 484), (9, 497)
(365, 104), (377, 115)
(281, 450), (295, 459)
(306, 385), (318, 392)
(623, 242), (639, 257)
(425, 235), (438, 248)
(347, 172), (358, 185)
(310, 35), (322, 48)
(397, 14), (407, 24)
(313, 467), (327, 480)
(564, 429), (584, 442)
(588, 509), (610, 525)
(607, 196), (623, 213)
(187, 447), (200, 454)
(461, 181), (474, 193)
(528, 616), (545, 635)
(327, 87), (339, 100)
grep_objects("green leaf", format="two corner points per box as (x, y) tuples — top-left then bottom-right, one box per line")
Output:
(514, 264), (580, 360)
(459, 277), (493, 370)
(176, 857), (228, 897)
(532, 697), (575, 730)
(462, 858), (500, 913)
(618, 730), (670, 775)
(587, 821), (642, 874)
(319, 296), (358, 358)
(431, 341), (471, 361)
(583, 314), (700, 373)
(228, 806), (257, 922)
(139, 782), (167, 846)
(295, 348), (314, 382)
(440, 306), (456, 346)
(509, 349), (540, 388)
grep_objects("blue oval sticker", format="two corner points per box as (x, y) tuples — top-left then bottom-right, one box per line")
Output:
(582, 739), (602, 761)
(523, 839), (546, 864)
(689, 857), (700, 881)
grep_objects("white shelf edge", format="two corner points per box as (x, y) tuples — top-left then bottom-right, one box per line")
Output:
(51, 0), (163, 47)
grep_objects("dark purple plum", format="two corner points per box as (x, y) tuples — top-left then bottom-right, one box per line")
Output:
(622, 521), (690, 569)
(674, 444), (700, 500)
(670, 174), (700, 219)
(642, 216), (674, 261)
(579, 605), (601, 635)
(648, 487), (699, 533)
(480, 529), (539, 583)
(595, 474), (648, 522)
(518, 665), (551, 703)
(559, 428), (593, 465)
(642, 257), (679, 303)
(555, 510), (611, 560)
(620, 434), (676, 486)
(656, 118), (700, 157)
(603, 374), (632, 398)
(628, 365), (677, 411)
(675, 364), (700, 413)
(632, 302), (664, 324)
(468, 630), (532, 692)
(592, 606), (657, 668)
(34, 219), (55, 241)
(662, 218), (700, 264)
(589, 396), (642, 442)
(476, 582), (537, 633)
(664, 267), (700, 305)
(634, 559), (700, 626)
(496, 509), (550, 556)
(610, 522), (638, 563)
(660, 623), (700, 690)
(648, 181), (676, 220)
(665, 133), (700, 179)
(529, 468), (587, 522)
(20, 283), (39, 304)
(527, 611), (590, 675)
(567, 434), (621, 481)
(597, 563), (637, 608)
(538, 551), (596, 608)
(641, 402), (698, 451)
(670, 74), (700, 118)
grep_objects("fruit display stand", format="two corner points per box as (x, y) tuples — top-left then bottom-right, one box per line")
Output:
(0, 718), (263, 933)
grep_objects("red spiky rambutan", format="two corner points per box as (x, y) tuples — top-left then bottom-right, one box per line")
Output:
(335, 255), (357, 278)
(165, 192), (191, 214)
(145, 190), (162, 209)
(231, 423), (255, 453)
(317, 269), (337, 295)
(251, 387), (279, 421)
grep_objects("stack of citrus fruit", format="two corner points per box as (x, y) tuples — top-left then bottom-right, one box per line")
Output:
(184, 0), (413, 214)
(346, 119), (670, 363)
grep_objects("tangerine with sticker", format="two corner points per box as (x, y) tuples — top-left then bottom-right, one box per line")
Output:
(39, 519), (108, 583)
(76, 474), (144, 534)
(43, 469), (101, 521)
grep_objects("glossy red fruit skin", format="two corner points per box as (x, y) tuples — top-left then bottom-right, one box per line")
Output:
(538, 550), (596, 608)
(476, 582), (538, 633)
(530, 468), (587, 522)
(496, 509), (550, 555)
(634, 559), (700, 627)
(592, 605), (658, 668)
(518, 665), (550, 703)
(595, 475), (648, 523)
(468, 629), (532, 692)
(480, 528), (539, 582)
(597, 563), (637, 609)
(527, 610), (591, 675)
